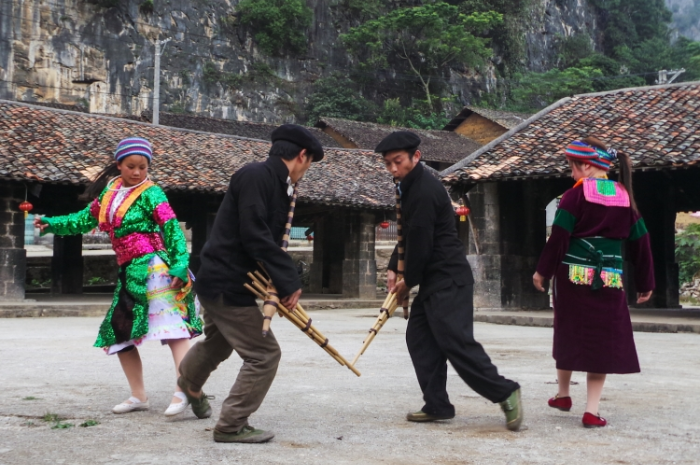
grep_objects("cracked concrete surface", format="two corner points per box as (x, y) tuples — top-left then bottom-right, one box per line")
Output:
(1, 309), (698, 464)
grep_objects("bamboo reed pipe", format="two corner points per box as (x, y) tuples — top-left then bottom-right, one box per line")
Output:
(350, 291), (400, 366)
(246, 275), (360, 377)
(246, 283), (345, 366)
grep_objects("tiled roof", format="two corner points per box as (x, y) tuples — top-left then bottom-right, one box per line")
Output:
(316, 117), (481, 164)
(139, 111), (342, 148)
(443, 106), (531, 131)
(441, 82), (700, 184)
(0, 100), (394, 209)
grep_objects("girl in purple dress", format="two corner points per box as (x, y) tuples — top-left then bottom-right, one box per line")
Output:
(533, 137), (655, 428)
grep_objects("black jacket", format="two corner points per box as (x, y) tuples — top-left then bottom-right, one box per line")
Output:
(195, 157), (301, 306)
(388, 162), (474, 295)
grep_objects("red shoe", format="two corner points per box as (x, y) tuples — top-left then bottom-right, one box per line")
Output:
(548, 395), (572, 411)
(582, 412), (607, 428)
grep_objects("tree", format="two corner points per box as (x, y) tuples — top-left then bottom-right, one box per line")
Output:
(306, 75), (376, 123)
(510, 67), (604, 110)
(236, 0), (312, 56)
(341, 2), (502, 109)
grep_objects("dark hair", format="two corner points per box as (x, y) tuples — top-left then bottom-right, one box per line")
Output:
(79, 162), (120, 202)
(269, 140), (306, 161)
(582, 136), (638, 212)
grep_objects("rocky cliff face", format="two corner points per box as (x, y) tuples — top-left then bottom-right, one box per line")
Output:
(667, 0), (700, 41)
(0, 0), (602, 122)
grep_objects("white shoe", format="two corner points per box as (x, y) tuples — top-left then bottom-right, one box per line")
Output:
(164, 392), (189, 416)
(112, 396), (150, 414)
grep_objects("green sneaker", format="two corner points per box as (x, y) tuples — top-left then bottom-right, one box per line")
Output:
(499, 388), (523, 431)
(213, 425), (275, 443)
(406, 410), (455, 422)
(176, 376), (212, 419)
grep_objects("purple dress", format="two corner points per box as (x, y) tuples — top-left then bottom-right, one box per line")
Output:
(536, 179), (655, 374)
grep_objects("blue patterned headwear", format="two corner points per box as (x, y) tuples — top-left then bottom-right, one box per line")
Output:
(114, 137), (153, 163)
(565, 140), (617, 171)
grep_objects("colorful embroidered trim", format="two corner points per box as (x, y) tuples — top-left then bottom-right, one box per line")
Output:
(112, 232), (166, 266)
(582, 178), (630, 207)
(568, 265), (623, 289)
(99, 179), (154, 229)
(153, 202), (177, 226)
(89, 198), (101, 220)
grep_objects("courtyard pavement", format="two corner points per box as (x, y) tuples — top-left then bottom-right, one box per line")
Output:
(1, 309), (698, 464)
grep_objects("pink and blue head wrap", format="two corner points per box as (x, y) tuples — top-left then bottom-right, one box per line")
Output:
(114, 137), (153, 163)
(565, 140), (617, 172)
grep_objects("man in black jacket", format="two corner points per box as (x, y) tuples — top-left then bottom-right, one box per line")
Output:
(379, 131), (523, 431)
(178, 124), (323, 443)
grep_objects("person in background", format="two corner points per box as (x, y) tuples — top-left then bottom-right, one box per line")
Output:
(533, 137), (654, 428)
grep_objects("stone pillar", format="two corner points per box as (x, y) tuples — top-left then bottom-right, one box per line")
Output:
(325, 214), (345, 294)
(467, 180), (554, 310)
(51, 234), (83, 294)
(342, 211), (377, 299)
(0, 185), (26, 300)
(466, 183), (503, 309)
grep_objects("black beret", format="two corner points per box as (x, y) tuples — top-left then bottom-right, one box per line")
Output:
(374, 131), (421, 154)
(271, 124), (324, 162)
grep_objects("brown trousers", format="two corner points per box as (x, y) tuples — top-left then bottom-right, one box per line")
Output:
(179, 295), (281, 433)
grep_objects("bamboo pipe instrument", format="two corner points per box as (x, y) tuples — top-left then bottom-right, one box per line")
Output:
(395, 181), (410, 320)
(260, 187), (298, 336)
(250, 272), (349, 363)
(246, 273), (361, 377)
(350, 290), (399, 366)
(350, 181), (410, 367)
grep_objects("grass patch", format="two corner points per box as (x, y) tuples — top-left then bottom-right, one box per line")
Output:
(79, 420), (100, 427)
(42, 412), (62, 422)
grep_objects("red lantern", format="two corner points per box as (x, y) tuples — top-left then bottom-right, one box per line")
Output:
(19, 200), (33, 218)
(455, 205), (470, 222)
(379, 221), (390, 229)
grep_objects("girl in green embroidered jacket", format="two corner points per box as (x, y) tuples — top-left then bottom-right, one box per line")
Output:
(34, 137), (202, 417)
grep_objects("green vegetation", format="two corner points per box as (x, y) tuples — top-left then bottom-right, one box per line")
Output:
(676, 224), (700, 285)
(22, 396), (39, 400)
(79, 420), (100, 427)
(305, 76), (452, 129)
(87, 277), (107, 285)
(236, 0), (313, 56)
(305, 75), (376, 123)
(42, 412), (74, 429)
(501, 0), (700, 111)
(342, 2), (502, 109)
(509, 67), (603, 111)
(202, 61), (278, 91)
(139, 0), (154, 13)
(169, 102), (187, 114)
(42, 413), (61, 422)
(458, 0), (533, 74)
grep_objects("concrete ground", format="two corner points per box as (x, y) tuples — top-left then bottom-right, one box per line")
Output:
(1, 309), (698, 465)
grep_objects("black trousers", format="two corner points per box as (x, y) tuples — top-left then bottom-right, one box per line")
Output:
(406, 283), (519, 416)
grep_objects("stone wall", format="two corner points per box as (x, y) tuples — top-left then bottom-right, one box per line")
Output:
(0, 184), (26, 300)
